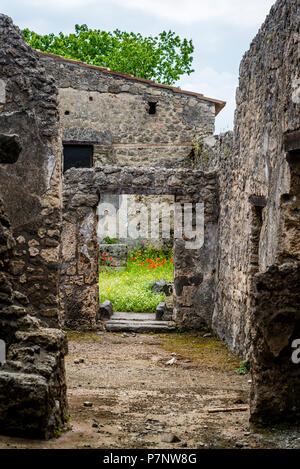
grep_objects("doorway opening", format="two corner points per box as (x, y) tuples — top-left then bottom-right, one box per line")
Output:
(97, 193), (175, 327)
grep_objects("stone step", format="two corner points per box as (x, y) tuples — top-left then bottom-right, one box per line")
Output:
(105, 320), (176, 333)
(111, 312), (156, 321)
(107, 319), (173, 326)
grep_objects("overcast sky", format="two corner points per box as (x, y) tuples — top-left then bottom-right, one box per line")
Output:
(1, 0), (275, 133)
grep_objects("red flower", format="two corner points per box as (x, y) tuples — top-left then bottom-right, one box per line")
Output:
(109, 257), (113, 260)
(113, 261), (117, 265)
(132, 257), (136, 260)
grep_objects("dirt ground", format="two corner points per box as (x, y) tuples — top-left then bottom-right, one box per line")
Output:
(1, 331), (300, 449)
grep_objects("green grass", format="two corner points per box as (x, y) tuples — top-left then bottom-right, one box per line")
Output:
(99, 246), (173, 312)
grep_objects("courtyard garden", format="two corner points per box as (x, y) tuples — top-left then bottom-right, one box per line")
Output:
(99, 246), (173, 312)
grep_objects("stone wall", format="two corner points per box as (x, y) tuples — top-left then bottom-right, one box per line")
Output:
(0, 15), (62, 327)
(61, 166), (218, 330)
(249, 262), (300, 426)
(97, 193), (174, 250)
(206, 0), (300, 425)
(0, 15), (67, 439)
(125, 194), (175, 250)
(0, 187), (68, 439)
(211, 0), (300, 356)
(99, 244), (127, 270)
(38, 51), (225, 169)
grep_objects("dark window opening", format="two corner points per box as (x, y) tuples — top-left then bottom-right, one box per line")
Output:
(63, 144), (93, 173)
(64, 110), (70, 115)
(148, 102), (157, 115)
(89, 96), (93, 101)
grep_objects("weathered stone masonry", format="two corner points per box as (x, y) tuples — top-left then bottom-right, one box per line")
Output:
(250, 263), (300, 425)
(211, 0), (300, 356)
(38, 51), (225, 169)
(0, 14), (68, 439)
(0, 15), (63, 328)
(61, 166), (219, 330)
(208, 0), (300, 425)
(0, 164), (68, 439)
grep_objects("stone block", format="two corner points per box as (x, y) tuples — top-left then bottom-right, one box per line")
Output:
(98, 300), (113, 320)
(151, 279), (173, 296)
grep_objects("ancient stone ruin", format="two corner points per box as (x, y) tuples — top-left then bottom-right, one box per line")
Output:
(0, 14), (68, 438)
(0, 0), (299, 438)
(61, 166), (218, 330)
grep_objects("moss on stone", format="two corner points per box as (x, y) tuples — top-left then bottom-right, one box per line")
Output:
(159, 332), (241, 372)
(66, 330), (102, 342)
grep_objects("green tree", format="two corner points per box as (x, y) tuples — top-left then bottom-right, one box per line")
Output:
(22, 24), (194, 85)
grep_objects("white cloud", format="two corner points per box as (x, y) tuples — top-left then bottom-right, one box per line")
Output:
(179, 66), (238, 133)
(23, 0), (275, 27)
(28, 0), (94, 8)
(107, 0), (275, 27)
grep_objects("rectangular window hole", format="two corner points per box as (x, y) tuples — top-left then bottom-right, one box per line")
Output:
(148, 102), (157, 115)
(63, 144), (93, 173)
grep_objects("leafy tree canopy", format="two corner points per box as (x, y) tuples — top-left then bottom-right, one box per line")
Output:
(22, 24), (194, 85)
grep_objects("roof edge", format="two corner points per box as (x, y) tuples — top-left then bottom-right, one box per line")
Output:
(36, 50), (226, 116)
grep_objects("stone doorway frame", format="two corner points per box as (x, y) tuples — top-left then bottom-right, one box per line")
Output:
(60, 165), (219, 331)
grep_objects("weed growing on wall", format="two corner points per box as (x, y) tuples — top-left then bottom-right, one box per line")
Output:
(102, 236), (118, 244)
(235, 360), (250, 375)
(191, 135), (209, 170)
